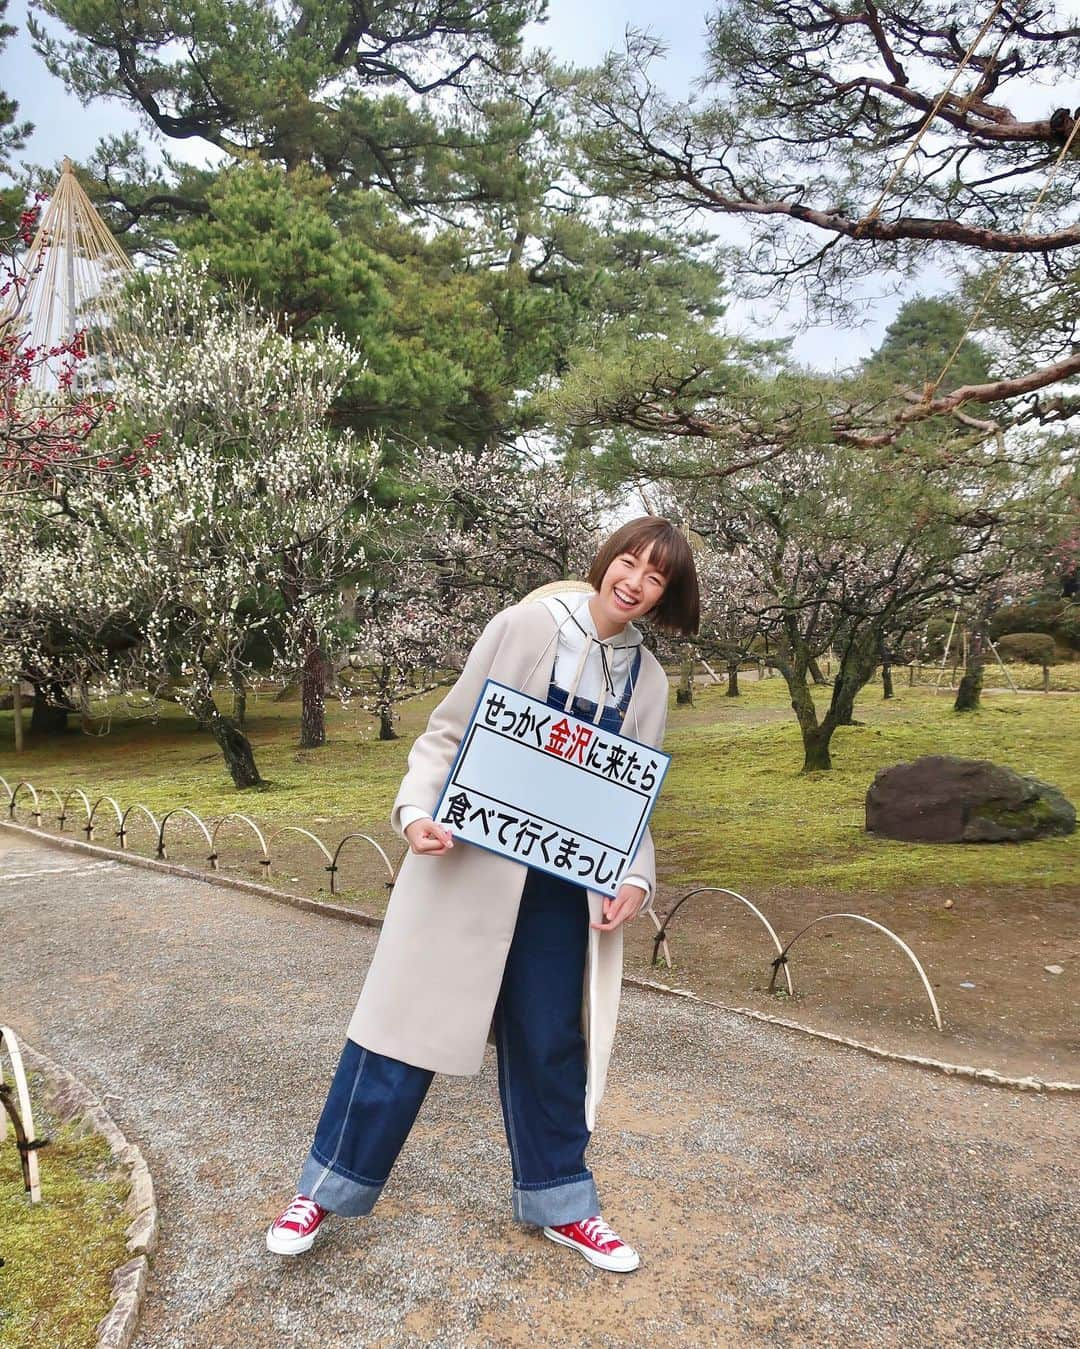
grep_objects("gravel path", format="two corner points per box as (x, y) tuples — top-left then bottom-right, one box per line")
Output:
(3, 830), (1077, 1348)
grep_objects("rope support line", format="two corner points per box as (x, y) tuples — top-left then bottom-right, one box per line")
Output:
(929, 108), (1080, 399)
(855, 0), (1007, 234)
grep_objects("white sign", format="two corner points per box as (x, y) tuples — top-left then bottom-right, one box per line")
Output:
(431, 678), (671, 897)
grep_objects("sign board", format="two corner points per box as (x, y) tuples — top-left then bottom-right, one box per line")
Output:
(431, 678), (671, 897)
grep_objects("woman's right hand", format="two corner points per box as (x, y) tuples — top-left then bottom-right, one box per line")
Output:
(404, 818), (455, 856)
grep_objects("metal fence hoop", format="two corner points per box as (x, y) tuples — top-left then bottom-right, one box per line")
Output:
(44, 787), (66, 828)
(9, 781), (42, 827)
(768, 912), (943, 1030)
(0, 1025), (43, 1202)
(646, 909), (672, 969)
(329, 832), (397, 895)
(653, 886), (794, 996)
(87, 795), (124, 845)
(157, 807), (214, 863)
(0, 775), (11, 807)
(208, 813), (269, 873)
(265, 825), (333, 883)
(60, 788), (93, 838)
(118, 803), (161, 852)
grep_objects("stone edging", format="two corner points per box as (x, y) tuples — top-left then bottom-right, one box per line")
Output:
(5, 819), (1079, 1097)
(17, 1039), (158, 1349)
(622, 977), (1080, 1095)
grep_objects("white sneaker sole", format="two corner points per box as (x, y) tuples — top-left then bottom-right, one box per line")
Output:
(543, 1226), (640, 1272)
(266, 1222), (325, 1256)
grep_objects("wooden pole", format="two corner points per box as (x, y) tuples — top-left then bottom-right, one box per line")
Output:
(933, 608), (960, 694)
(987, 638), (1019, 693)
(698, 657), (723, 685)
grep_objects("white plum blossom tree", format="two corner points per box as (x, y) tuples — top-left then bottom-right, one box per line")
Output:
(346, 446), (606, 740)
(2, 264), (382, 785)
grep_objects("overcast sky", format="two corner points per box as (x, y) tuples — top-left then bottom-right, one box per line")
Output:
(2, 0), (988, 369)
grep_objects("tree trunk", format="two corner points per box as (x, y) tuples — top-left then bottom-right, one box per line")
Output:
(880, 639), (894, 699)
(193, 693), (263, 787)
(232, 681), (247, 728)
(954, 660), (983, 712)
(725, 661), (740, 697)
(299, 627), (328, 748)
(802, 726), (832, 771)
(833, 677), (858, 725)
(808, 657), (827, 685)
(78, 678), (93, 733)
(378, 665), (398, 740)
(676, 657), (694, 705)
(780, 666), (832, 771)
(30, 679), (71, 735)
(13, 683), (24, 752)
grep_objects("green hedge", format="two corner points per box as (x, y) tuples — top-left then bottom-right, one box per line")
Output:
(996, 632), (1057, 666)
(989, 600), (1080, 652)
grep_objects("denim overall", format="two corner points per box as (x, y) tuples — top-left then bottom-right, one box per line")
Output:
(298, 648), (643, 1226)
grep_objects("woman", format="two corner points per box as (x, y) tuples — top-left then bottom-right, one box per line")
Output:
(267, 517), (700, 1272)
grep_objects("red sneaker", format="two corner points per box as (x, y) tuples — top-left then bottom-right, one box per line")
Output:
(266, 1193), (330, 1255)
(543, 1215), (640, 1272)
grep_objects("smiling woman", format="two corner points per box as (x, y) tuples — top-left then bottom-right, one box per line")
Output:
(266, 517), (701, 1274)
(587, 517), (700, 639)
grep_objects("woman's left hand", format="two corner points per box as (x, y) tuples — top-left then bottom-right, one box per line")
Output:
(590, 882), (647, 933)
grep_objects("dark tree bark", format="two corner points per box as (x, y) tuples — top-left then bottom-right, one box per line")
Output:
(881, 643), (895, 699)
(299, 624), (329, 749)
(778, 628), (878, 771)
(30, 679), (72, 735)
(192, 693), (263, 787)
(808, 657), (827, 685)
(377, 664), (399, 740)
(725, 660), (740, 697)
(954, 647), (985, 713)
(882, 664), (894, 699)
(676, 657), (694, 705)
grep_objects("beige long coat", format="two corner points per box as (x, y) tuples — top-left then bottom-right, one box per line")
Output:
(346, 596), (670, 1129)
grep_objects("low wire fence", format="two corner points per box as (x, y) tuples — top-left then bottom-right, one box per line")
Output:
(0, 775), (399, 898)
(2, 775), (946, 1034)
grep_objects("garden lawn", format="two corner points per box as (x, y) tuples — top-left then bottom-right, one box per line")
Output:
(0, 1075), (129, 1349)
(0, 673), (1076, 898)
(658, 676), (1077, 894)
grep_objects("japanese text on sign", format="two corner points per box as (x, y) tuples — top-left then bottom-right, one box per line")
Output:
(431, 679), (670, 897)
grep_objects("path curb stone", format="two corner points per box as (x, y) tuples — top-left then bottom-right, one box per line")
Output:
(18, 1039), (159, 1349)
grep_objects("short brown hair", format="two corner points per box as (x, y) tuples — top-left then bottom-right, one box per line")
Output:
(587, 517), (700, 636)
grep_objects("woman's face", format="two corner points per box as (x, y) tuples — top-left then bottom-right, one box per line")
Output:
(596, 542), (668, 627)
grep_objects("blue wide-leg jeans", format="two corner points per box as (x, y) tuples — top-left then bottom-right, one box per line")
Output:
(296, 865), (600, 1226)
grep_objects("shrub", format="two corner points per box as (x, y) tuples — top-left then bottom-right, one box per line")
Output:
(996, 632), (1057, 666)
(989, 600), (1080, 652)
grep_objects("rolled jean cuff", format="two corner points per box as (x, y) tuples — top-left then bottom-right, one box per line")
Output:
(298, 1148), (384, 1218)
(511, 1172), (599, 1227)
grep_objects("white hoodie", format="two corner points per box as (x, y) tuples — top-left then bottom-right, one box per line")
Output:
(399, 587), (653, 903)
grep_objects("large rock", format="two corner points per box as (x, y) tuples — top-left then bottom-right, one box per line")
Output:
(865, 755), (1076, 843)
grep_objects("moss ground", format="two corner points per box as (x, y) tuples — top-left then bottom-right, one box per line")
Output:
(0, 671), (1075, 899)
(1, 672), (1077, 1081)
(658, 675), (1077, 894)
(0, 1075), (129, 1349)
